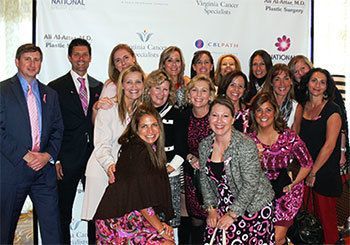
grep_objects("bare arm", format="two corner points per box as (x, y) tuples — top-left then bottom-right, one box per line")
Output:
(140, 208), (174, 242)
(291, 103), (303, 134)
(306, 113), (342, 186)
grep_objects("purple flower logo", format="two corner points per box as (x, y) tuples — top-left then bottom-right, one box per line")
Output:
(275, 35), (291, 52)
(195, 39), (204, 49)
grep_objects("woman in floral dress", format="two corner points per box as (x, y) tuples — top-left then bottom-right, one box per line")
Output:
(249, 92), (313, 245)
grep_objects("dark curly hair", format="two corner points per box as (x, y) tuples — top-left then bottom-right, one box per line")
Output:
(299, 68), (335, 106)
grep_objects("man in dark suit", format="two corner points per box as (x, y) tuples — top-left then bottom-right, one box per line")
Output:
(0, 44), (64, 244)
(48, 38), (103, 244)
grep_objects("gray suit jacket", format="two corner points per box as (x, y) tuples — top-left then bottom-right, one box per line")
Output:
(199, 130), (274, 216)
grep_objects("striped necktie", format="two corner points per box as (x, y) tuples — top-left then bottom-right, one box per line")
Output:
(78, 77), (88, 115)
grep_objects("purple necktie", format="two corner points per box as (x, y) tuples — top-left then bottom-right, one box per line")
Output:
(78, 77), (88, 115)
(27, 84), (40, 151)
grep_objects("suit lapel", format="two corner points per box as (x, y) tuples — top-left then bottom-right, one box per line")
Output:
(38, 82), (47, 145)
(87, 75), (101, 112)
(9, 76), (29, 117)
(9, 76), (32, 145)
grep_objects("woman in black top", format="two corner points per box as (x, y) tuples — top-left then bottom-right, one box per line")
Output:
(299, 68), (342, 244)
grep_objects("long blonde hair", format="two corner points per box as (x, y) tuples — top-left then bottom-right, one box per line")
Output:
(116, 64), (145, 123)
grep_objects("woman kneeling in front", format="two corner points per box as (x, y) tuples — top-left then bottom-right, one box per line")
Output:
(93, 104), (175, 244)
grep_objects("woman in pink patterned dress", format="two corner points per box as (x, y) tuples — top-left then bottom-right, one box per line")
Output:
(249, 92), (313, 245)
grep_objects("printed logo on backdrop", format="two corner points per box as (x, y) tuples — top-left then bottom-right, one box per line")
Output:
(194, 39), (238, 50)
(195, 39), (205, 49)
(51, 0), (87, 9)
(271, 35), (294, 62)
(137, 30), (154, 42)
(275, 35), (290, 52)
(43, 34), (92, 48)
(195, 0), (239, 15)
(120, 0), (169, 6)
(263, 0), (305, 14)
(130, 30), (167, 58)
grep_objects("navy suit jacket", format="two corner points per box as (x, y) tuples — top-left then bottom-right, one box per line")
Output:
(48, 72), (102, 170)
(0, 75), (64, 184)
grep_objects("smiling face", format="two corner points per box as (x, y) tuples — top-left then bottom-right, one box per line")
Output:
(137, 114), (160, 144)
(192, 53), (213, 77)
(307, 71), (327, 98)
(294, 60), (310, 82)
(188, 79), (211, 109)
(15, 51), (42, 82)
(68, 45), (91, 76)
(252, 55), (267, 79)
(272, 70), (292, 99)
(149, 80), (170, 108)
(226, 75), (246, 104)
(254, 101), (275, 129)
(164, 51), (182, 78)
(122, 71), (144, 102)
(113, 48), (136, 73)
(209, 103), (234, 137)
(220, 56), (236, 76)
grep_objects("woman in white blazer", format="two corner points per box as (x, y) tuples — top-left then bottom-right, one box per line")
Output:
(81, 64), (145, 220)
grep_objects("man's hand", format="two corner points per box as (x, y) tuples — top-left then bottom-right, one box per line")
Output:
(26, 151), (51, 171)
(55, 162), (64, 180)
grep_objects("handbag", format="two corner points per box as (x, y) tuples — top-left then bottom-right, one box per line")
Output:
(287, 188), (324, 244)
(205, 227), (226, 245)
(270, 168), (292, 199)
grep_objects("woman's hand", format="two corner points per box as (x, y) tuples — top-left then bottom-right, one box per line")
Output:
(283, 183), (294, 193)
(159, 223), (174, 243)
(306, 172), (316, 187)
(217, 211), (236, 230)
(256, 143), (264, 161)
(107, 163), (116, 183)
(187, 154), (199, 169)
(166, 165), (175, 174)
(94, 97), (113, 111)
(206, 209), (219, 228)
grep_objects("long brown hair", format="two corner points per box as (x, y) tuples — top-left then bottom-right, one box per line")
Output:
(108, 44), (138, 85)
(118, 104), (167, 169)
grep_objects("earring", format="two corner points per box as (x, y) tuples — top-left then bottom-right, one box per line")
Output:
(323, 92), (328, 99)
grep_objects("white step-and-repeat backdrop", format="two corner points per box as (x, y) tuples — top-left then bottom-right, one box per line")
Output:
(36, 0), (311, 243)
(36, 0), (311, 83)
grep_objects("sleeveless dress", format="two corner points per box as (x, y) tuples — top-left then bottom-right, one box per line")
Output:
(204, 157), (275, 244)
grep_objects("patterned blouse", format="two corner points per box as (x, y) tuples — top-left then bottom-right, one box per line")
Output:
(249, 129), (313, 224)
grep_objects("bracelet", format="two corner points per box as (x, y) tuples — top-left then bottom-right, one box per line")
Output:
(158, 227), (166, 236)
(309, 172), (316, 177)
(341, 147), (346, 152)
(227, 210), (236, 220)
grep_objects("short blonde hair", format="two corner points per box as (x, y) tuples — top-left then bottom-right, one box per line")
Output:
(144, 69), (176, 105)
(185, 74), (216, 104)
